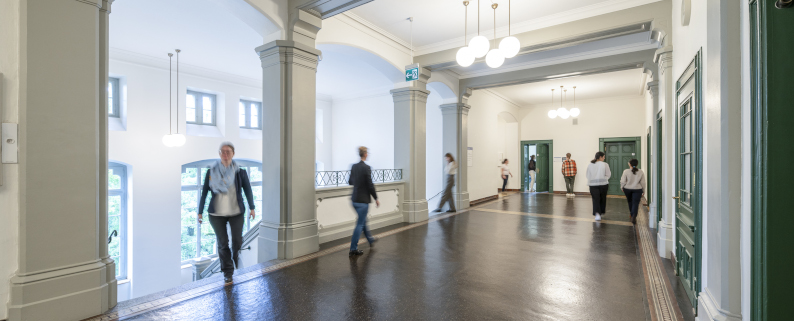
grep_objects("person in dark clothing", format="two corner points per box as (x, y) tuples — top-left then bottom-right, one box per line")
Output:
(198, 142), (256, 283)
(527, 155), (537, 192)
(348, 146), (380, 256)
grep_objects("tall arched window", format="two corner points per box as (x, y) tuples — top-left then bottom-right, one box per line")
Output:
(108, 162), (128, 279)
(180, 159), (262, 262)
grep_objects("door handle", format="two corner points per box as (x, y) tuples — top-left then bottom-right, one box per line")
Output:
(672, 196), (680, 200)
(777, 0), (793, 9)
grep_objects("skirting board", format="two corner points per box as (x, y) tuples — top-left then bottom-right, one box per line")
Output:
(318, 210), (403, 244)
(470, 195), (498, 206)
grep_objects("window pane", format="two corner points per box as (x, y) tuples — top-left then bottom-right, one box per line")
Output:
(108, 169), (122, 190)
(181, 241), (197, 261)
(187, 94), (196, 108)
(182, 168), (198, 186)
(251, 105), (259, 128)
(684, 154), (691, 193)
(186, 94), (196, 123)
(249, 167), (262, 182)
(202, 96), (213, 124)
(684, 115), (691, 152)
(203, 109), (212, 124)
(109, 195), (122, 218)
(200, 222), (216, 256)
(109, 97), (114, 114)
(239, 102), (246, 127)
(187, 108), (196, 122)
(201, 168), (209, 187)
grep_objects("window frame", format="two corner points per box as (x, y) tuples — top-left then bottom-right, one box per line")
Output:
(108, 77), (121, 118)
(180, 159), (262, 263)
(108, 162), (128, 280)
(239, 99), (262, 129)
(186, 90), (217, 126)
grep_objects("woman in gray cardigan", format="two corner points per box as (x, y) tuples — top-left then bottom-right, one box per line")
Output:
(620, 159), (646, 225)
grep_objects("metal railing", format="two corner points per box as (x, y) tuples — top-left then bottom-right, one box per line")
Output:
(315, 169), (402, 187)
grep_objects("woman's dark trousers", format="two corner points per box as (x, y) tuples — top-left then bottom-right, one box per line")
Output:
(623, 188), (643, 218)
(589, 185), (609, 215)
(209, 213), (245, 277)
(502, 177), (508, 192)
(437, 174), (456, 211)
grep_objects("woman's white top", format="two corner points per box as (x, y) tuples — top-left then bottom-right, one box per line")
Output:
(209, 184), (241, 216)
(445, 161), (458, 175)
(501, 164), (511, 176)
(586, 161), (611, 186)
(620, 169), (646, 192)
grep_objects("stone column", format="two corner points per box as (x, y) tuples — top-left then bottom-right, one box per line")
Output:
(392, 66), (431, 223)
(439, 103), (470, 210)
(256, 39), (322, 260)
(646, 80), (659, 230)
(8, 1), (115, 320)
(655, 46), (674, 259)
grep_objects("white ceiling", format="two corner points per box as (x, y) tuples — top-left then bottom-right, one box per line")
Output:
(487, 68), (645, 106)
(351, 0), (656, 53)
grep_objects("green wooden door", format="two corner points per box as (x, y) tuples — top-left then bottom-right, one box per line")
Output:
(751, 2), (794, 319)
(521, 144), (529, 191)
(604, 142), (636, 195)
(674, 53), (702, 309)
(536, 144), (549, 192)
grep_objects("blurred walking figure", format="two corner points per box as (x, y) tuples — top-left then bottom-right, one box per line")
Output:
(198, 142), (256, 283)
(620, 159), (646, 225)
(348, 146), (379, 256)
(527, 155), (537, 192)
(562, 153), (578, 197)
(434, 153), (457, 213)
(586, 151), (611, 221)
(501, 159), (513, 192)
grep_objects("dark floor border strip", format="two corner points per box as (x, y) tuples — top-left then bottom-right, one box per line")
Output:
(87, 195), (511, 321)
(636, 205), (685, 321)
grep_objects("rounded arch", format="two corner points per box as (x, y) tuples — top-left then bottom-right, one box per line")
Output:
(316, 43), (404, 83)
(498, 111), (519, 123)
(427, 82), (457, 104)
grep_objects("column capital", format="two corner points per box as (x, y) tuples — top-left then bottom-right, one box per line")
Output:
(390, 87), (431, 103)
(646, 81), (659, 98)
(439, 103), (471, 115)
(256, 40), (321, 71)
(654, 46), (673, 73)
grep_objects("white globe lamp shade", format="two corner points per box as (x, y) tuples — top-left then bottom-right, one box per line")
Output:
(570, 108), (581, 117)
(469, 36), (490, 58)
(171, 134), (186, 147)
(499, 36), (521, 58)
(456, 46), (475, 67)
(547, 110), (558, 119)
(485, 49), (505, 68)
(558, 108), (570, 119)
(162, 135), (174, 147)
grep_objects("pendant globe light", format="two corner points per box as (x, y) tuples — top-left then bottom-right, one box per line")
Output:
(456, 1), (475, 67)
(557, 87), (570, 119)
(570, 86), (581, 117)
(163, 50), (186, 147)
(468, 0), (490, 58)
(485, 2), (505, 68)
(547, 89), (558, 119)
(498, 0), (520, 58)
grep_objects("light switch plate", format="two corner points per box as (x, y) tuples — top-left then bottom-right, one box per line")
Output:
(2, 123), (18, 163)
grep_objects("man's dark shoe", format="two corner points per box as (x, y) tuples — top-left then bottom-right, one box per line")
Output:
(349, 249), (364, 256)
(432, 208), (443, 212)
(446, 209), (457, 213)
(223, 274), (233, 283)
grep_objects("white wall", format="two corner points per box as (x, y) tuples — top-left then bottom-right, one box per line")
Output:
(519, 95), (648, 193)
(496, 114), (520, 190)
(426, 92), (444, 200)
(0, 0), (21, 318)
(316, 99), (333, 170)
(330, 94), (395, 171)
(466, 90), (521, 202)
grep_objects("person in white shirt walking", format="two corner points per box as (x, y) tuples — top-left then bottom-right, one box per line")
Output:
(501, 159), (513, 192)
(527, 155), (537, 192)
(586, 151), (611, 221)
(434, 153), (458, 213)
(620, 159), (646, 225)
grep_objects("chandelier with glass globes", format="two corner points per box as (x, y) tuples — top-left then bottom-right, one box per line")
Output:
(456, 0), (520, 69)
(547, 86), (581, 119)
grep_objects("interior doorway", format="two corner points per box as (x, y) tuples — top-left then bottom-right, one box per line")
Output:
(521, 140), (553, 193)
(599, 137), (642, 195)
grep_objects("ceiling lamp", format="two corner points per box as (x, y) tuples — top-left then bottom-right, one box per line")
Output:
(548, 89), (557, 118)
(498, 0), (520, 58)
(485, 1), (504, 68)
(570, 86), (581, 117)
(468, 0), (490, 58)
(548, 86), (581, 120)
(455, 2), (475, 67)
(163, 49), (186, 147)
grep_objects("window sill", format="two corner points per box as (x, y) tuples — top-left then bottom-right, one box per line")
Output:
(186, 123), (223, 138)
(239, 128), (262, 140)
(118, 278), (131, 285)
(109, 116), (126, 131)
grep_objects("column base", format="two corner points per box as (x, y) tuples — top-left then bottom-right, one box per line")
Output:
(101, 257), (118, 310)
(697, 288), (742, 321)
(257, 219), (319, 260)
(454, 192), (470, 210)
(403, 199), (429, 223)
(657, 220), (674, 259)
(8, 260), (113, 321)
(648, 204), (658, 229)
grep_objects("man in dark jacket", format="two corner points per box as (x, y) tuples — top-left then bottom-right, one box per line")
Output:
(348, 146), (380, 256)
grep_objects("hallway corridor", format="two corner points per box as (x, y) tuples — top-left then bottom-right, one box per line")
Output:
(88, 193), (687, 321)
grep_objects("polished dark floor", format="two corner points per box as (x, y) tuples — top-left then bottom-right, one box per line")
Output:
(128, 193), (650, 320)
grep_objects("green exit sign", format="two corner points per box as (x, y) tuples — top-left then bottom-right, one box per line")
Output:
(405, 67), (419, 81)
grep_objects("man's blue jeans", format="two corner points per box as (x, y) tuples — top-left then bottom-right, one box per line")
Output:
(350, 202), (374, 251)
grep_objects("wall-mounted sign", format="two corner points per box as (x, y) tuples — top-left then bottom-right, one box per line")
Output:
(405, 67), (419, 81)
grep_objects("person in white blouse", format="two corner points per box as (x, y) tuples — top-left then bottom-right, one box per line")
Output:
(586, 151), (611, 221)
(501, 159), (513, 192)
(434, 153), (458, 213)
(620, 159), (646, 225)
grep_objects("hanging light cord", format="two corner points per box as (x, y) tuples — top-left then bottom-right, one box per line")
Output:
(464, 3), (468, 45)
(176, 49), (181, 134)
(508, 0), (511, 36)
(493, 5), (496, 48)
(168, 53), (173, 135)
(478, 0), (480, 36)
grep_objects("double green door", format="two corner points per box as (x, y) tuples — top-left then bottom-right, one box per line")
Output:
(604, 142), (637, 195)
(535, 144), (549, 192)
(521, 141), (551, 193)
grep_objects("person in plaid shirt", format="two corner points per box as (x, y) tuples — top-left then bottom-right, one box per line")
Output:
(562, 153), (578, 197)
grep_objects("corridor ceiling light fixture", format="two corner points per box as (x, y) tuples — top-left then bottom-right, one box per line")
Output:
(485, 1), (505, 68)
(498, 0), (520, 58)
(468, 0), (490, 58)
(548, 86), (580, 120)
(455, 1), (475, 67)
(163, 49), (186, 147)
(570, 86), (581, 117)
(547, 89), (558, 118)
